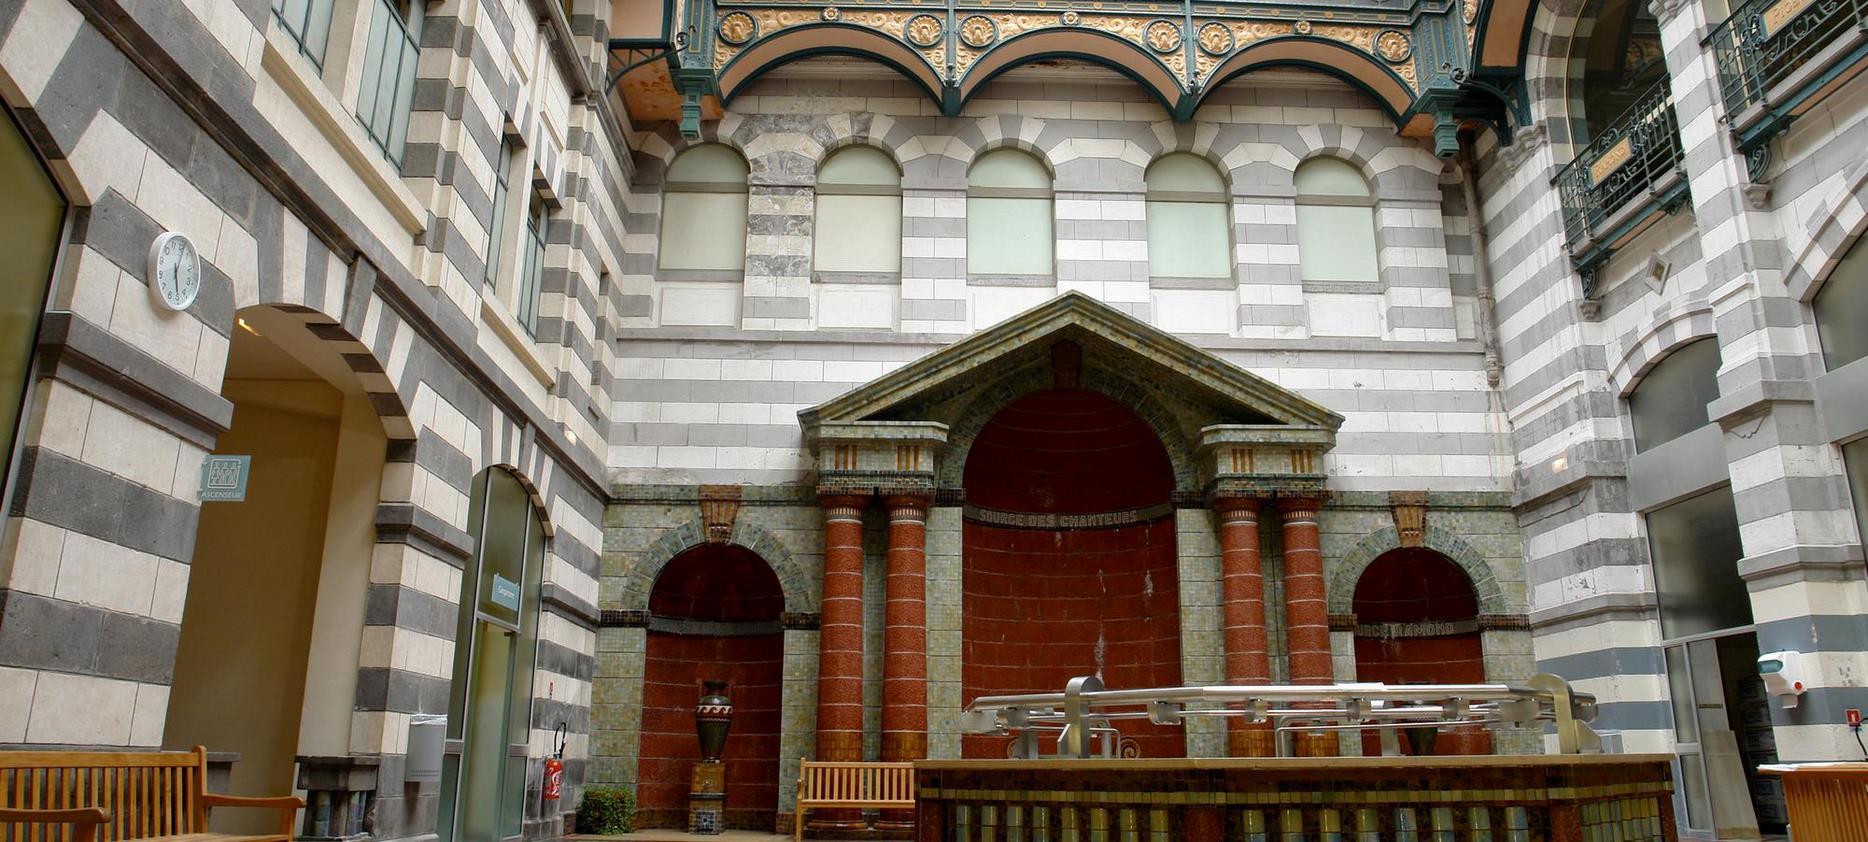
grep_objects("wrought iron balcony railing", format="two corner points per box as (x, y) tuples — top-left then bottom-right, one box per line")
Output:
(1554, 79), (1690, 297)
(1708, 0), (1868, 174)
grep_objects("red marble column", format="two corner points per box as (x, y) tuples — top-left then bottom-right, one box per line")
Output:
(815, 494), (868, 763)
(882, 494), (930, 762)
(1216, 496), (1275, 757)
(1277, 496), (1335, 756)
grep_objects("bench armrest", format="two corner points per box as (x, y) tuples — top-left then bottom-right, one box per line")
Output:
(200, 795), (306, 810)
(0, 807), (111, 842)
(201, 793), (304, 837)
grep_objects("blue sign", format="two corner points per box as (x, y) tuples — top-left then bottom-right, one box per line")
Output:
(491, 574), (521, 611)
(199, 455), (251, 502)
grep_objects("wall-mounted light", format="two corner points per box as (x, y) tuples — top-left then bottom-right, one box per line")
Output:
(1550, 455), (1568, 473)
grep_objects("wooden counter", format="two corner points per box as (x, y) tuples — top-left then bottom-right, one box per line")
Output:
(912, 754), (1677, 841)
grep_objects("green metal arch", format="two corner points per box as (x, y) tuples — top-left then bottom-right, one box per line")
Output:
(716, 22), (948, 107)
(951, 28), (1187, 116)
(1195, 39), (1417, 128)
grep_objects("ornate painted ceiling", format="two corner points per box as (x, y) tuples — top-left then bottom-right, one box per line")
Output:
(608, 0), (1543, 153)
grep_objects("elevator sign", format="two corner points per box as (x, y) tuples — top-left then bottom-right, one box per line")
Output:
(198, 455), (251, 502)
(490, 574), (521, 612)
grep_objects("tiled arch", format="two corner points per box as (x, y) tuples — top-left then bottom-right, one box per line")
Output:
(1327, 524), (1512, 617)
(616, 517), (817, 615)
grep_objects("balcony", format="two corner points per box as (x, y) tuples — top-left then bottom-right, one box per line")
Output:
(1708, 0), (1868, 179)
(1554, 79), (1690, 298)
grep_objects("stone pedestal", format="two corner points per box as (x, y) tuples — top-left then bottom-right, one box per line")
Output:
(688, 761), (725, 835)
(294, 755), (380, 842)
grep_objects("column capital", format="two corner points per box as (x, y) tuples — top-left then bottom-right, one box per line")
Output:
(884, 493), (932, 520)
(1275, 494), (1327, 518)
(819, 493), (870, 519)
(1211, 495), (1264, 524)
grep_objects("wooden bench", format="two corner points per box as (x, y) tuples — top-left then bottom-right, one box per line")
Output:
(0, 746), (304, 842)
(793, 760), (915, 841)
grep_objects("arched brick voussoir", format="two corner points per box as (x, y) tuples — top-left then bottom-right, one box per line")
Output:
(1328, 524), (1512, 617)
(1608, 301), (1718, 397)
(616, 518), (817, 616)
(1785, 157), (1868, 302)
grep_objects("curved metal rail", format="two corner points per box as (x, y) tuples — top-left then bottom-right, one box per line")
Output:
(960, 673), (1602, 758)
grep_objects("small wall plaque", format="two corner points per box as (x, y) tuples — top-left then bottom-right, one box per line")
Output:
(199, 455), (251, 502)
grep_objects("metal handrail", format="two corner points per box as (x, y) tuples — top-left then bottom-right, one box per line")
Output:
(1553, 78), (1686, 260)
(961, 673), (1603, 759)
(1708, 0), (1868, 120)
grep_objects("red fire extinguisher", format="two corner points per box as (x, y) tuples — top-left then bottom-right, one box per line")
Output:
(542, 724), (566, 802)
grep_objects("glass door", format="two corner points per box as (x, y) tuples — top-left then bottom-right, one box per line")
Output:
(1663, 630), (1783, 839)
(439, 470), (547, 842)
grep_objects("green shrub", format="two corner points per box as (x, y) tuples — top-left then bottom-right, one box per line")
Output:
(575, 787), (635, 835)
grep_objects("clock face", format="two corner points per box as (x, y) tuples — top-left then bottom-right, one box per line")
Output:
(149, 232), (200, 311)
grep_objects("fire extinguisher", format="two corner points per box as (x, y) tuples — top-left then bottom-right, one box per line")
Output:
(542, 724), (566, 802)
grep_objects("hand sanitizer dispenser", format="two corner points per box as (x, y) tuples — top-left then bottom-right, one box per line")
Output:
(1758, 651), (1808, 708)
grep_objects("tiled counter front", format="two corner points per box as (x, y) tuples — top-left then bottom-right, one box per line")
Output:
(913, 755), (1676, 841)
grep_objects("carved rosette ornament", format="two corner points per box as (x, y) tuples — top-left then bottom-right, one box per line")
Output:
(1145, 20), (1183, 53)
(960, 15), (997, 47)
(822, 6), (840, 20)
(1293, 19), (1312, 34)
(1061, 9), (1081, 25)
(905, 14), (943, 48)
(717, 11), (756, 45)
(1197, 21), (1234, 55)
(1375, 29), (1412, 63)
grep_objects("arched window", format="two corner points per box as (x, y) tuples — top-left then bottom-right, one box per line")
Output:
(813, 146), (902, 274)
(0, 110), (64, 489)
(967, 148), (1052, 276)
(1294, 157), (1379, 283)
(659, 144), (748, 272)
(1145, 154), (1231, 279)
(1628, 337), (1722, 452)
(1814, 240), (1868, 371)
(1575, 0), (1666, 143)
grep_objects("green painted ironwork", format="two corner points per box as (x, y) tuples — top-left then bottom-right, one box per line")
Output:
(1707, 0), (1868, 180)
(1553, 79), (1689, 298)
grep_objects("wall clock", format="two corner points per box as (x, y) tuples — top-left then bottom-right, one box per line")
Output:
(147, 231), (201, 312)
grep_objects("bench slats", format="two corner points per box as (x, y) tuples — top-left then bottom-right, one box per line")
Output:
(1, 749), (294, 842)
(792, 760), (915, 842)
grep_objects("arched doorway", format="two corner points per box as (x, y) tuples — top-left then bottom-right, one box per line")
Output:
(960, 387), (1183, 758)
(637, 544), (785, 830)
(164, 306), (390, 833)
(1350, 548), (1491, 755)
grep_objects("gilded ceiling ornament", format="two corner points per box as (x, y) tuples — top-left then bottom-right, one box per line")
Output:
(905, 13), (944, 47)
(718, 11), (757, 45)
(1293, 19), (1312, 34)
(1197, 21), (1234, 55)
(1145, 19), (1183, 53)
(1061, 9), (1081, 24)
(823, 6), (841, 20)
(1375, 29), (1411, 63)
(960, 14), (998, 47)
(1463, 0), (1478, 24)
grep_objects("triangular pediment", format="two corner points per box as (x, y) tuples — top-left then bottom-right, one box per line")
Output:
(798, 292), (1344, 436)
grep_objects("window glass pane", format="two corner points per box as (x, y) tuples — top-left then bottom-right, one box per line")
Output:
(484, 142), (512, 284)
(1147, 201), (1231, 278)
(448, 472), (491, 739)
(819, 146), (899, 188)
(815, 194), (901, 272)
(667, 143), (748, 184)
(1665, 645), (1698, 743)
(1679, 752), (1713, 831)
(1814, 242), (1868, 370)
(967, 196), (1053, 275)
(0, 113), (63, 485)
(1629, 338), (1722, 452)
(1647, 485), (1753, 640)
(659, 192), (749, 270)
(1295, 157), (1371, 197)
(969, 148), (1049, 190)
(1297, 204), (1379, 281)
(1844, 438), (1868, 556)
(1146, 153), (1225, 194)
(478, 470), (531, 626)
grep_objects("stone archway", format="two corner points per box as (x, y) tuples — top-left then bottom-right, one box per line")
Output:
(1349, 546), (1492, 756)
(636, 543), (788, 831)
(1329, 524), (1511, 618)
